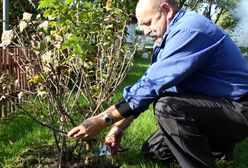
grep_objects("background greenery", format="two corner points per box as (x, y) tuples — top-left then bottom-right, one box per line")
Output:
(0, 0), (241, 34)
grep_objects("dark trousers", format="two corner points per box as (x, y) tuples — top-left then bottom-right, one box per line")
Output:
(142, 92), (248, 168)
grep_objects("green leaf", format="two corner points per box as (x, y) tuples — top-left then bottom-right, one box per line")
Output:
(65, 0), (74, 4)
(106, 0), (113, 11)
(38, 0), (55, 9)
(43, 9), (52, 18)
(85, 2), (93, 9)
(28, 74), (43, 85)
(50, 21), (57, 27)
(73, 44), (84, 55)
(61, 43), (70, 50)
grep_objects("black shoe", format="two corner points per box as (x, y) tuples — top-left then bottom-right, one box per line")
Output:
(142, 130), (176, 163)
(212, 144), (235, 161)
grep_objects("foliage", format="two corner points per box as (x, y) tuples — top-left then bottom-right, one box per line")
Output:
(0, 0), (134, 167)
(240, 47), (248, 54)
(216, 10), (238, 33)
(177, 0), (239, 30)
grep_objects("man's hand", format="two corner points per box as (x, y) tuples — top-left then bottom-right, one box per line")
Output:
(67, 115), (105, 140)
(67, 105), (125, 140)
(105, 126), (126, 156)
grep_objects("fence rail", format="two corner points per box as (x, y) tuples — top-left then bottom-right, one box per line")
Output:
(0, 47), (32, 118)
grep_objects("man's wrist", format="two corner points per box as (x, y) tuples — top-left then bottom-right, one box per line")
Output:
(97, 105), (125, 128)
(111, 125), (124, 133)
(102, 111), (113, 125)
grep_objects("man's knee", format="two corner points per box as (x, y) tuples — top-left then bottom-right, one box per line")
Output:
(154, 96), (183, 118)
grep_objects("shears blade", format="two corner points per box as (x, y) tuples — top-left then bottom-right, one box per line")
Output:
(99, 144), (111, 156)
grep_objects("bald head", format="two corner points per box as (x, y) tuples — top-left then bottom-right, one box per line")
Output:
(136, 0), (177, 15)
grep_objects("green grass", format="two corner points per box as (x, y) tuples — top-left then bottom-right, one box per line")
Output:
(0, 114), (53, 167)
(1, 54), (248, 168)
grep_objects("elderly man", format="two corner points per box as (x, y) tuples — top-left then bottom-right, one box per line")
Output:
(68, 0), (248, 167)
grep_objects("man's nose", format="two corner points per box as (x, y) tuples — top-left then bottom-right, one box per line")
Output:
(143, 27), (151, 36)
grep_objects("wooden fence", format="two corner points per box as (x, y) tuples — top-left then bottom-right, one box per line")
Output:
(0, 47), (33, 118)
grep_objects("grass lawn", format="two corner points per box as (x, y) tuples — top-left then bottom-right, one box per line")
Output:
(1, 54), (248, 168)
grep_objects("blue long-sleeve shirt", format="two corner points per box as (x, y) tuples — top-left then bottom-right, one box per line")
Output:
(116, 9), (248, 117)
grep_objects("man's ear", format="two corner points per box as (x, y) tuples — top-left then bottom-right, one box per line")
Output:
(161, 3), (173, 19)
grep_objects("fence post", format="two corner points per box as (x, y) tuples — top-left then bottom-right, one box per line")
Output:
(0, 47), (20, 117)
(0, 48), (2, 117)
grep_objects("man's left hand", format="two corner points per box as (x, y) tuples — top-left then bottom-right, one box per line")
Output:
(105, 126), (127, 156)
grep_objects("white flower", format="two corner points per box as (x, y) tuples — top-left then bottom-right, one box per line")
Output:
(0, 95), (6, 101)
(18, 92), (24, 100)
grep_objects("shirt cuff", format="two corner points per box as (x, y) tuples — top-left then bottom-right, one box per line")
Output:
(115, 98), (141, 118)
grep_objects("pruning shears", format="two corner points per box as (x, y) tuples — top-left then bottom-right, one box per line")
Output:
(99, 142), (128, 156)
(99, 144), (112, 156)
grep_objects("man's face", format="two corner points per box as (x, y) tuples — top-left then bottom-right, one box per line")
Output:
(136, 6), (167, 42)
